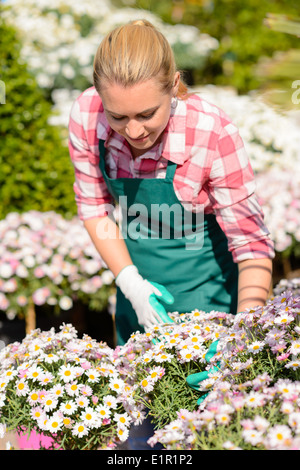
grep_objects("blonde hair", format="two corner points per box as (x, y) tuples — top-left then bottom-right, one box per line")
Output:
(93, 19), (188, 98)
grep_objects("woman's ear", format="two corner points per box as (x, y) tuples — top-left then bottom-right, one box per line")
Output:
(173, 71), (181, 96)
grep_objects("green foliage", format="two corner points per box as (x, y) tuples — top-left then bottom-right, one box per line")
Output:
(256, 14), (300, 110)
(0, 8), (77, 220)
(113, 0), (300, 93)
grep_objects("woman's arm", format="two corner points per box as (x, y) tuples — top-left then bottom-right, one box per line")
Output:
(84, 216), (133, 277)
(237, 258), (273, 313)
(84, 216), (175, 329)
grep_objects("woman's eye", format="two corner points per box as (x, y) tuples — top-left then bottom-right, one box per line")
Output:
(141, 111), (156, 120)
(110, 110), (156, 121)
(111, 115), (124, 121)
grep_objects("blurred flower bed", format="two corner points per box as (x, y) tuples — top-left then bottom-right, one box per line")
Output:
(3, 0), (218, 130)
(195, 85), (300, 259)
(0, 211), (115, 323)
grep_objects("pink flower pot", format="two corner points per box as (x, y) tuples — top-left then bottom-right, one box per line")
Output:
(17, 429), (59, 450)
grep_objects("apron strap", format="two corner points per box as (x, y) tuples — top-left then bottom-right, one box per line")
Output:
(98, 139), (106, 173)
(165, 160), (177, 182)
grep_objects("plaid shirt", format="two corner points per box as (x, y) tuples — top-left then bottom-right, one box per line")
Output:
(68, 86), (274, 263)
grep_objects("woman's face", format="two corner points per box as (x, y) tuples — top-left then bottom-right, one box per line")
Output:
(99, 74), (179, 158)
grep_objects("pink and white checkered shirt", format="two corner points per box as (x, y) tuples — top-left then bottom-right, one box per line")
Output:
(68, 86), (274, 263)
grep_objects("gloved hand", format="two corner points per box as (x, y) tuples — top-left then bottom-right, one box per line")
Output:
(186, 340), (220, 405)
(115, 265), (175, 330)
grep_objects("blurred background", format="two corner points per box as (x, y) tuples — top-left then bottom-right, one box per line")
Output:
(0, 0), (299, 347)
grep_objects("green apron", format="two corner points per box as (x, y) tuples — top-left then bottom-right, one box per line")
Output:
(99, 140), (238, 345)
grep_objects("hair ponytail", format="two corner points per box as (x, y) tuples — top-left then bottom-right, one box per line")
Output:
(93, 20), (188, 99)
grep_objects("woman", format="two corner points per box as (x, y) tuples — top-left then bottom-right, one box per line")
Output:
(68, 19), (274, 347)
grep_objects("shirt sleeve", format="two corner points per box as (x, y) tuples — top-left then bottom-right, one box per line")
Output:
(208, 120), (275, 262)
(68, 99), (114, 221)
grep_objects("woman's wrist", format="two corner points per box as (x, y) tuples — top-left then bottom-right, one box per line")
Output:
(237, 258), (273, 313)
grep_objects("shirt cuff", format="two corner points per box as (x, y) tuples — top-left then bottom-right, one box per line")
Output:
(231, 238), (275, 263)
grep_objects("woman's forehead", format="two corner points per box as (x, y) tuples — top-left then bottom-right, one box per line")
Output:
(99, 79), (169, 114)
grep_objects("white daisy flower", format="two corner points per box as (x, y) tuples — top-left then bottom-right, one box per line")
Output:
(274, 313), (294, 326)
(140, 377), (154, 393)
(290, 340), (300, 355)
(58, 364), (78, 383)
(0, 377), (10, 393)
(114, 412), (131, 430)
(51, 384), (65, 399)
(42, 353), (60, 364)
(59, 400), (78, 416)
(2, 369), (17, 381)
(27, 390), (40, 406)
(247, 341), (265, 354)
(27, 365), (44, 382)
(38, 371), (55, 386)
(117, 426), (129, 442)
(16, 379), (29, 397)
(76, 396), (89, 408)
(65, 382), (80, 397)
(244, 392), (265, 408)
(285, 358), (300, 370)
(267, 425), (292, 449)
(108, 376), (125, 394)
(154, 352), (173, 363)
(72, 422), (89, 438)
(242, 429), (264, 446)
(46, 412), (63, 433)
(43, 395), (58, 412)
(95, 404), (111, 420)
(80, 408), (100, 428)
(103, 395), (118, 410)
(85, 369), (100, 383)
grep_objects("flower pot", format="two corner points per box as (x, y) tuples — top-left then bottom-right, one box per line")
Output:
(17, 429), (59, 450)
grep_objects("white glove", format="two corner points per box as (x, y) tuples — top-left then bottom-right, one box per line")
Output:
(115, 265), (174, 330)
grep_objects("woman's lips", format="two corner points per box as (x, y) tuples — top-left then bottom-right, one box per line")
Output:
(128, 134), (150, 143)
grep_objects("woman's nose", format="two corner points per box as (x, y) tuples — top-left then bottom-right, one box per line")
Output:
(125, 120), (144, 139)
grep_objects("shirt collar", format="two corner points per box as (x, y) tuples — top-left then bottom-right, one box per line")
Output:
(96, 97), (188, 164)
(161, 98), (188, 164)
(96, 102), (112, 143)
